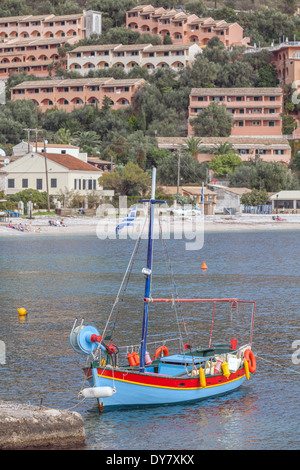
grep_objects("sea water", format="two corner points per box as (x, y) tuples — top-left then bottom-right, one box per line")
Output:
(0, 230), (299, 450)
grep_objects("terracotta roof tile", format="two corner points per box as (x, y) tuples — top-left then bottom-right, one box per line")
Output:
(39, 153), (102, 172)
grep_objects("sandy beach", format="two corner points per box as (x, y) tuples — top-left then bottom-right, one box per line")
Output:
(1, 213), (300, 237)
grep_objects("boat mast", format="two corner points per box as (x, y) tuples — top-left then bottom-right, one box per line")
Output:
(140, 167), (158, 372)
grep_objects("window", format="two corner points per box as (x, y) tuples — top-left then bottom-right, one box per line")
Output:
(8, 179), (15, 188)
(275, 149), (284, 155)
(36, 178), (43, 190)
(238, 121), (244, 127)
(270, 96), (275, 101)
(268, 121), (275, 127)
(83, 179), (86, 190)
(51, 178), (57, 188)
(22, 178), (28, 188)
(93, 180), (96, 190)
(88, 179), (93, 190)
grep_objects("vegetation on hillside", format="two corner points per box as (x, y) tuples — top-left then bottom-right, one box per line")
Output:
(1, 0), (300, 202)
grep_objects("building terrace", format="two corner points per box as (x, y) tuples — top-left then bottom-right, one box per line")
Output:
(156, 136), (291, 165)
(126, 4), (249, 47)
(0, 36), (74, 79)
(67, 42), (202, 73)
(188, 87), (284, 137)
(11, 77), (146, 112)
(0, 10), (102, 41)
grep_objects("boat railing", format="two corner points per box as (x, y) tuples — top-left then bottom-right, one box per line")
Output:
(95, 336), (185, 367)
(118, 336), (185, 357)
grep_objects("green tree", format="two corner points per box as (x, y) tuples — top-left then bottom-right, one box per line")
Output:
(214, 141), (234, 155)
(240, 188), (270, 206)
(209, 153), (242, 177)
(192, 102), (233, 137)
(73, 130), (101, 149)
(156, 153), (209, 186)
(282, 113), (297, 135)
(229, 159), (300, 192)
(257, 63), (278, 87)
(182, 137), (204, 159)
(54, 127), (72, 144)
(99, 162), (149, 195)
(163, 34), (172, 45)
(8, 189), (52, 209)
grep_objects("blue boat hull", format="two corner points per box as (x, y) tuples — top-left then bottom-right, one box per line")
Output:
(86, 366), (247, 410)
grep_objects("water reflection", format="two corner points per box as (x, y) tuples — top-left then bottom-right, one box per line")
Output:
(0, 231), (300, 449)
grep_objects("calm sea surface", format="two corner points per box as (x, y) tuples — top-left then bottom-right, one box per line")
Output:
(0, 229), (299, 450)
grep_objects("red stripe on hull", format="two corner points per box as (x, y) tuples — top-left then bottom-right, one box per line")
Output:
(85, 366), (246, 389)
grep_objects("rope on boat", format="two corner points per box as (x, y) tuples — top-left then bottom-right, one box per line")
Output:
(98, 212), (149, 352)
(159, 219), (191, 352)
(257, 355), (300, 376)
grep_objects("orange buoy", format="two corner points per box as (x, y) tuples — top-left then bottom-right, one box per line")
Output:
(132, 351), (140, 366)
(201, 261), (207, 270)
(127, 352), (136, 367)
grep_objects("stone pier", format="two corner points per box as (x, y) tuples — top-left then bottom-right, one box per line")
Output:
(0, 401), (86, 449)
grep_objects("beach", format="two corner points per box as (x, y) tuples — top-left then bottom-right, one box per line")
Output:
(1, 213), (300, 237)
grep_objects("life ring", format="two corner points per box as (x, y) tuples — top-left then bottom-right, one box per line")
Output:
(244, 349), (256, 373)
(153, 345), (169, 360)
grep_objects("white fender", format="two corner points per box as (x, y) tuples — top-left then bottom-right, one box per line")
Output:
(80, 386), (116, 399)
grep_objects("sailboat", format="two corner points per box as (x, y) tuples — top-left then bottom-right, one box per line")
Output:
(70, 168), (256, 411)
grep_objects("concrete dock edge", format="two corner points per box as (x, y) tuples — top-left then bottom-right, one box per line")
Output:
(0, 401), (86, 449)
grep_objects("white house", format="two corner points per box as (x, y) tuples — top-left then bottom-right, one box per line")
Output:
(13, 141), (87, 162)
(0, 151), (113, 198)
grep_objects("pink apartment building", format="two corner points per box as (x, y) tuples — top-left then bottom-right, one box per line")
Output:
(269, 42), (300, 86)
(0, 37), (75, 79)
(11, 77), (145, 112)
(157, 136), (291, 165)
(126, 5), (249, 47)
(0, 11), (101, 41)
(188, 87), (283, 136)
(0, 11), (102, 79)
(244, 42), (300, 86)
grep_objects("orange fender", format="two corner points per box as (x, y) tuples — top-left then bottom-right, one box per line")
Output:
(153, 345), (169, 360)
(244, 349), (256, 373)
